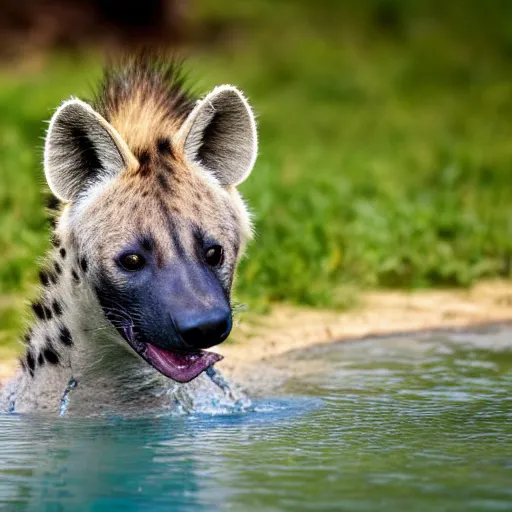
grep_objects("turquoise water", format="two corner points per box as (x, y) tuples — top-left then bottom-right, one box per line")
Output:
(1, 326), (512, 511)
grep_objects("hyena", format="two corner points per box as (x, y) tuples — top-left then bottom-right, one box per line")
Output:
(1, 57), (257, 416)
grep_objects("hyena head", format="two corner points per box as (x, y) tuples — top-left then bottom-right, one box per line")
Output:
(43, 60), (257, 383)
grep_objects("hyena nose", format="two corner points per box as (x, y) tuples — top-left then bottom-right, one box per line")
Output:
(176, 308), (232, 350)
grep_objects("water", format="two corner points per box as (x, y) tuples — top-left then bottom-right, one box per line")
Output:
(1, 326), (512, 511)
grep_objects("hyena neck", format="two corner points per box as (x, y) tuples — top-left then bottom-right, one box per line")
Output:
(11, 234), (169, 414)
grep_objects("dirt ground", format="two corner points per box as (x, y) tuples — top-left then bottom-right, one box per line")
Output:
(2, 279), (512, 385)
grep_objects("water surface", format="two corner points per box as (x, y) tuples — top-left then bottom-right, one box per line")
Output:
(1, 326), (512, 511)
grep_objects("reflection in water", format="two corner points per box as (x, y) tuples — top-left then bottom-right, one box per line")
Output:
(1, 325), (512, 511)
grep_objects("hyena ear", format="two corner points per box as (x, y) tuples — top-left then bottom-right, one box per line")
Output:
(177, 85), (258, 186)
(44, 98), (136, 202)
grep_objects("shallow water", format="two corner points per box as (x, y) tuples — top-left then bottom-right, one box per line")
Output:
(1, 326), (512, 511)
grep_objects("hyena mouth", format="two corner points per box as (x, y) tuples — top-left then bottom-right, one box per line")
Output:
(122, 325), (223, 383)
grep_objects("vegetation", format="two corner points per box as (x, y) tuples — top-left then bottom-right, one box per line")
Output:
(1, 0), (512, 347)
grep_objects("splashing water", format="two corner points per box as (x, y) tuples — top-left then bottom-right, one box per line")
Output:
(143, 365), (254, 416)
(171, 366), (253, 415)
(166, 365), (253, 415)
(204, 365), (253, 413)
(59, 378), (78, 417)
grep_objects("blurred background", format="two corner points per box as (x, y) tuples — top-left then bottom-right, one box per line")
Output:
(0, 0), (512, 352)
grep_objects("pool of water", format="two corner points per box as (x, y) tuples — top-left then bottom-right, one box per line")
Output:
(1, 325), (512, 511)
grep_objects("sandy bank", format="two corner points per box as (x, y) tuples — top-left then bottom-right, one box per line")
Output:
(218, 279), (512, 384)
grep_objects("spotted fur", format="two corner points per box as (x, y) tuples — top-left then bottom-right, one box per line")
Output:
(1, 55), (258, 415)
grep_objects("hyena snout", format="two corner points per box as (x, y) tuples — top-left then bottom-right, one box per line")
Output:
(174, 306), (232, 350)
(147, 264), (233, 351)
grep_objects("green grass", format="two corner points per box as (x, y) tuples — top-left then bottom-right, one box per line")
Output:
(1, 0), (512, 346)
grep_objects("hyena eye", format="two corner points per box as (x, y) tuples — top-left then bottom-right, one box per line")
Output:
(119, 253), (146, 272)
(205, 245), (224, 267)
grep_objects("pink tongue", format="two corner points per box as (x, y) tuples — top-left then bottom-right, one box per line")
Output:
(144, 343), (223, 383)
